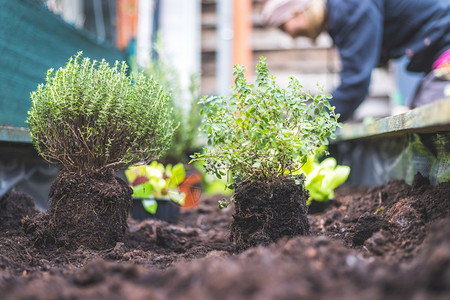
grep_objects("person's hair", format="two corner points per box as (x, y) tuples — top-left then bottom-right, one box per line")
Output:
(261, 0), (312, 27)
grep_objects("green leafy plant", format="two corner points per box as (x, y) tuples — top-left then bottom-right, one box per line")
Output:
(25, 52), (177, 250)
(125, 162), (186, 214)
(191, 57), (341, 204)
(27, 52), (176, 173)
(163, 75), (202, 164)
(299, 154), (350, 205)
(191, 161), (234, 197)
(130, 37), (202, 164)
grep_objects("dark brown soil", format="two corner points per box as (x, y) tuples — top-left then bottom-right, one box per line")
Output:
(1, 173), (449, 300)
(231, 177), (309, 251)
(22, 170), (132, 250)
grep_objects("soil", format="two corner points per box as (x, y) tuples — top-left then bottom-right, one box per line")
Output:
(1, 173), (449, 300)
(22, 170), (132, 250)
(231, 178), (309, 251)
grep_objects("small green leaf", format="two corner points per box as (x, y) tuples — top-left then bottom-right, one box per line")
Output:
(142, 198), (158, 214)
(252, 160), (261, 168)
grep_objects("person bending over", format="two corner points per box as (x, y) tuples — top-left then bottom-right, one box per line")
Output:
(262, 0), (450, 121)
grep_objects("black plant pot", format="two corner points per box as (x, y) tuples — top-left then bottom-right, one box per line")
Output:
(131, 198), (180, 223)
(308, 199), (332, 214)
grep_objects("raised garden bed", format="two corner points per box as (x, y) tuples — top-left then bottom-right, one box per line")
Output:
(331, 98), (450, 187)
(0, 173), (449, 299)
(1, 63), (448, 299)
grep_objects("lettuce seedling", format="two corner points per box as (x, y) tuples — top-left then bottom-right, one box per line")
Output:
(300, 155), (350, 204)
(125, 162), (186, 214)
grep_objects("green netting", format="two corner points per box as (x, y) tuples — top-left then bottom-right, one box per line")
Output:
(0, 0), (125, 128)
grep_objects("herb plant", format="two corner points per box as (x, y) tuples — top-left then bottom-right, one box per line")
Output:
(27, 52), (176, 173)
(191, 57), (341, 189)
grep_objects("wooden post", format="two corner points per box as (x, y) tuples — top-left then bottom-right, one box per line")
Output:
(116, 0), (138, 50)
(233, 0), (252, 77)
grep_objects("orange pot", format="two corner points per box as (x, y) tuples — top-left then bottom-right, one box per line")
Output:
(179, 172), (202, 210)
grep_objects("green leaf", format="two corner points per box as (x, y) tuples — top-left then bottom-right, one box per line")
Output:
(132, 182), (153, 198)
(168, 190), (185, 205)
(303, 156), (350, 202)
(252, 160), (261, 168)
(323, 165), (351, 195)
(168, 163), (186, 187)
(142, 198), (158, 214)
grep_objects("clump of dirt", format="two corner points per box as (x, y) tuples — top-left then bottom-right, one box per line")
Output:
(23, 170), (132, 250)
(0, 192), (38, 230)
(0, 173), (449, 300)
(230, 177), (310, 251)
(310, 173), (450, 264)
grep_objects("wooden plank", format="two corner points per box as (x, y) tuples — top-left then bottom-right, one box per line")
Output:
(336, 98), (450, 141)
(0, 126), (31, 143)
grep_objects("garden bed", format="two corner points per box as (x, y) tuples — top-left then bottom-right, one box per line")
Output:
(0, 173), (449, 299)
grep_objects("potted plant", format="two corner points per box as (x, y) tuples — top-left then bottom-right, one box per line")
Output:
(191, 57), (341, 251)
(125, 161), (186, 222)
(24, 52), (176, 250)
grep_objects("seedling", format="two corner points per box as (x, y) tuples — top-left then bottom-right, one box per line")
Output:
(125, 162), (186, 214)
(191, 57), (341, 251)
(299, 152), (350, 204)
(28, 52), (175, 173)
(25, 52), (176, 249)
(192, 57), (341, 206)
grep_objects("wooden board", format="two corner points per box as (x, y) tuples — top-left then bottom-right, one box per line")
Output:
(336, 98), (450, 141)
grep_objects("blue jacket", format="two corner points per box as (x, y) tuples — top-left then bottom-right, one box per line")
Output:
(326, 0), (450, 121)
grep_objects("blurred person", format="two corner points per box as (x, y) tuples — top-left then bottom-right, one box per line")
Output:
(262, 0), (450, 121)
